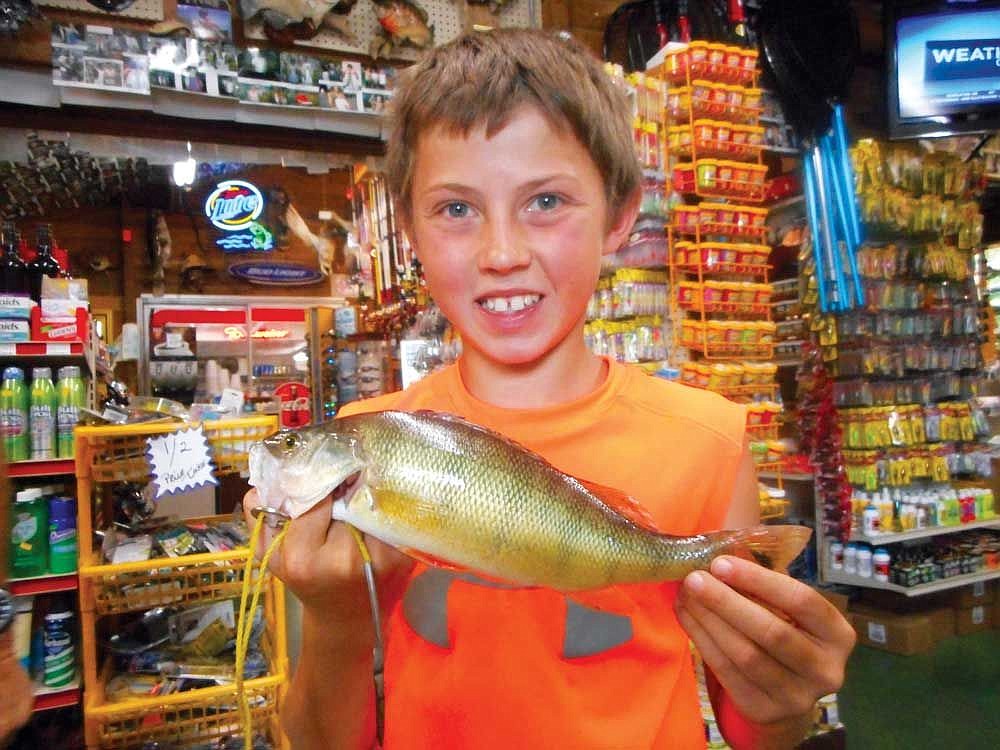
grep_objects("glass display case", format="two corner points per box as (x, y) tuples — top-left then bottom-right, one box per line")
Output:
(137, 295), (341, 426)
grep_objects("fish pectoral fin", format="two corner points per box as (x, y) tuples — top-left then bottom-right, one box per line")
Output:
(398, 548), (468, 573)
(576, 479), (660, 532)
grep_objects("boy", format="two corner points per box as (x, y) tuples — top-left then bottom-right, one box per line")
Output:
(245, 29), (855, 749)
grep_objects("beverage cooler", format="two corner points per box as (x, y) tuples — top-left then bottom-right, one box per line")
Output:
(137, 295), (342, 427)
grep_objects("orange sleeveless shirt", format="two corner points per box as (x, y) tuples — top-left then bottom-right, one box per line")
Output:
(338, 358), (746, 749)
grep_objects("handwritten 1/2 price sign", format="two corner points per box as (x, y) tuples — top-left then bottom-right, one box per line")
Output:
(146, 426), (219, 500)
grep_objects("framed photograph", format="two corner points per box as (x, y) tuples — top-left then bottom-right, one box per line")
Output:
(177, 0), (233, 42)
(280, 53), (323, 86)
(85, 58), (123, 88)
(341, 61), (363, 93)
(181, 68), (208, 93)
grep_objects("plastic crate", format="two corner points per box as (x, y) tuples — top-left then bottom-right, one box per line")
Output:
(83, 548), (253, 617)
(76, 416), (278, 484)
(84, 585), (288, 748)
(87, 674), (285, 749)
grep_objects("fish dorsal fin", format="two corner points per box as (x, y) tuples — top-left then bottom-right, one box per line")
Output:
(577, 479), (660, 532)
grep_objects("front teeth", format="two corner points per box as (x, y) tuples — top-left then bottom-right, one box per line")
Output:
(480, 294), (541, 313)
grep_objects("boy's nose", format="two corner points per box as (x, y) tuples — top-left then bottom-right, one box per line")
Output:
(478, 220), (531, 273)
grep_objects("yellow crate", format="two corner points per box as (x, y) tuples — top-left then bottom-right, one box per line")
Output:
(78, 515), (265, 617)
(87, 674), (285, 749)
(75, 416), (278, 484)
(84, 582), (288, 748)
(82, 548), (252, 617)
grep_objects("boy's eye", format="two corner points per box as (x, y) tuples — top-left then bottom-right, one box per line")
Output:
(444, 202), (471, 218)
(528, 194), (562, 212)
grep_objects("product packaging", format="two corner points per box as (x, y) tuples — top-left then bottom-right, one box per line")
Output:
(847, 605), (935, 655)
(0, 294), (35, 320)
(0, 319), (30, 342)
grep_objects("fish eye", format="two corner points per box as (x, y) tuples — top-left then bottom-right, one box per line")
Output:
(283, 433), (299, 450)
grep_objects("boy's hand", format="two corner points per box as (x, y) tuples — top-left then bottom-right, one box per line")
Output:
(242, 489), (415, 633)
(675, 555), (855, 728)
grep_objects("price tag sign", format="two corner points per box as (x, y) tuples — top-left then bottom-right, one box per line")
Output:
(146, 426), (218, 500)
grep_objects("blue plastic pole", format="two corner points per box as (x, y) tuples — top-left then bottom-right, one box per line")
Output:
(802, 148), (830, 313)
(822, 133), (857, 308)
(832, 104), (865, 246)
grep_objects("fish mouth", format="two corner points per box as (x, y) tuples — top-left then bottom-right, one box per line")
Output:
(330, 470), (364, 516)
(247, 437), (365, 518)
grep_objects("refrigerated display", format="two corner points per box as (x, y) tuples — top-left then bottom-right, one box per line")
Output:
(137, 295), (342, 426)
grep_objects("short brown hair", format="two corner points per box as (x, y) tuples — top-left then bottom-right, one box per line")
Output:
(385, 29), (641, 222)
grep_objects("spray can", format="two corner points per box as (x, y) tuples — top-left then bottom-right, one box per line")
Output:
(29, 367), (56, 460)
(56, 366), (85, 459)
(0, 366), (29, 461)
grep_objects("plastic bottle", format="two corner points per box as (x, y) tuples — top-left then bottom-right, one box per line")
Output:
(29, 367), (57, 460)
(829, 540), (844, 571)
(0, 221), (27, 294)
(43, 601), (75, 688)
(856, 546), (873, 578)
(55, 366), (85, 459)
(10, 488), (49, 578)
(26, 224), (61, 304)
(843, 544), (858, 575)
(0, 366), (29, 461)
(873, 548), (891, 583)
(47, 496), (77, 574)
(862, 499), (880, 536)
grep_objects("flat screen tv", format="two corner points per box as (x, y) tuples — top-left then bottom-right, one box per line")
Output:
(887, 0), (1000, 138)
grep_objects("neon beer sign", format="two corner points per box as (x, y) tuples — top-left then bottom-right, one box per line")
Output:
(204, 180), (274, 252)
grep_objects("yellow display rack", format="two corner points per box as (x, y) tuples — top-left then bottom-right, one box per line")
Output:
(658, 42), (785, 508)
(73, 416), (289, 750)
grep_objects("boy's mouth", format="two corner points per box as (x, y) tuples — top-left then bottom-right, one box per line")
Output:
(477, 293), (542, 314)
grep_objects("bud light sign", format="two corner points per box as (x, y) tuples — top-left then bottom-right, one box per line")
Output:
(204, 180), (274, 253)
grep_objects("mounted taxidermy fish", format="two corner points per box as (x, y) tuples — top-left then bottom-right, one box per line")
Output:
(370, 0), (433, 59)
(240, 0), (358, 44)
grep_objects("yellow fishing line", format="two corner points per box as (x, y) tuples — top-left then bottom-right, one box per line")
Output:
(236, 511), (288, 750)
(348, 524), (373, 564)
(234, 515), (378, 750)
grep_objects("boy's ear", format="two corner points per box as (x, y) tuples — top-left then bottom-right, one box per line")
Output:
(601, 187), (642, 257)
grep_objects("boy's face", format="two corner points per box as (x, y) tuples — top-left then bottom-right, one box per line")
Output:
(407, 106), (636, 368)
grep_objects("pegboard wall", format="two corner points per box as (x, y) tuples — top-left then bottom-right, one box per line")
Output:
(244, 0), (541, 61)
(37, 0), (165, 21)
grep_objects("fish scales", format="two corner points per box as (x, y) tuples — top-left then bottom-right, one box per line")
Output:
(248, 410), (811, 591)
(343, 412), (730, 587)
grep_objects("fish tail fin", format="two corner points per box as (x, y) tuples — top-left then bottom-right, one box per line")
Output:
(722, 524), (812, 572)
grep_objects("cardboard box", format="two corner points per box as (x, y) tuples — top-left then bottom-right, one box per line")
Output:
(947, 581), (996, 609)
(928, 607), (956, 644)
(816, 586), (851, 615)
(0, 319), (30, 342)
(0, 294), (34, 320)
(955, 604), (994, 636)
(856, 587), (946, 614)
(848, 607), (935, 656)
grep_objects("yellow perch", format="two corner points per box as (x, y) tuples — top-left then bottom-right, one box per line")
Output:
(248, 410), (811, 591)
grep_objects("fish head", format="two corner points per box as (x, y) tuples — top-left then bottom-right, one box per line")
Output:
(248, 424), (366, 518)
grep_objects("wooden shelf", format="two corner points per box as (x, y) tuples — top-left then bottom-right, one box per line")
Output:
(9, 572), (78, 596)
(849, 518), (1000, 545)
(7, 458), (76, 478)
(825, 567), (1000, 597)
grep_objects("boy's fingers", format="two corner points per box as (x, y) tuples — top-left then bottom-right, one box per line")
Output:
(681, 570), (819, 677)
(708, 556), (854, 647)
(675, 602), (772, 713)
(678, 592), (789, 701)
